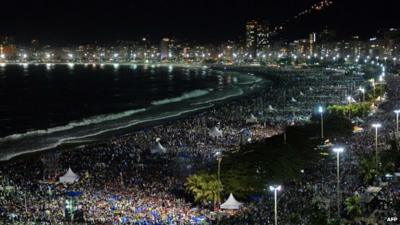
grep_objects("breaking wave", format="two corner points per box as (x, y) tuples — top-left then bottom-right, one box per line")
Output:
(151, 89), (211, 106)
(0, 105), (212, 161)
(0, 108), (146, 142)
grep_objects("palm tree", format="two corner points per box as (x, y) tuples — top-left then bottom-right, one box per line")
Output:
(185, 172), (222, 207)
(344, 194), (362, 219)
(185, 174), (206, 204)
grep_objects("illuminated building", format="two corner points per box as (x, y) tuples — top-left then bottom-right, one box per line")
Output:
(0, 36), (17, 60)
(160, 38), (171, 61)
(309, 32), (317, 55)
(246, 20), (258, 59)
(257, 21), (270, 51)
(246, 20), (271, 59)
(383, 28), (400, 56)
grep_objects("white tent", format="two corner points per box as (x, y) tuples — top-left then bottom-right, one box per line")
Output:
(209, 127), (223, 138)
(291, 97), (297, 102)
(59, 168), (79, 184)
(347, 96), (356, 103)
(151, 142), (167, 154)
(221, 193), (243, 210)
(366, 186), (382, 193)
(268, 105), (277, 112)
(246, 114), (258, 123)
(299, 91), (304, 96)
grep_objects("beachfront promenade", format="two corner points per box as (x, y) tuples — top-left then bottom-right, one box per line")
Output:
(0, 65), (399, 224)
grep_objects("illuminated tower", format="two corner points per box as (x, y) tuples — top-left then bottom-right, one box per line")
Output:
(160, 38), (170, 60)
(257, 21), (270, 51)
(309, 32), (317, 55)
(246, 20), (258, 59)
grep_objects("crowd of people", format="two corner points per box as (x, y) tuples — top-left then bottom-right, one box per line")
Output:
(0, 65), (388, 224)
(220, 71), (400, 225)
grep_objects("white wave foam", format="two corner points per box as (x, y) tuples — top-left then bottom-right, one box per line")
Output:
(192, 88), (244, 105)
(0, 105), (212, 161)
(0, 108), (146, 142)
(151, 89), (210, 106)
(237, 77), (263, 85)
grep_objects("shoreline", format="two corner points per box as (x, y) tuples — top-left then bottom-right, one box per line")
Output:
(0, 67), (268, 162)
(0, 62), (208, 68)
(2, 91), (269, 165)
(0, 64), (375, 224)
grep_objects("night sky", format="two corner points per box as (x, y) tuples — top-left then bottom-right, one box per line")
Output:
(1, 0), (399, 44)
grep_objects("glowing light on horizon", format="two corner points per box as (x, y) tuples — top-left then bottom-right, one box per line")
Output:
(46, 63), (52, 70)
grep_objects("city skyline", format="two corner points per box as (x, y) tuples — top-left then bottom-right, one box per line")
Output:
(1, 0), (400, 44)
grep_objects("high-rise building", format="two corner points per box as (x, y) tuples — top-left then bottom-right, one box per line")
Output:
(383, 28), (400, 56)
(246, 20), (271, 59)
(309, 32), (317, 44)
(309, 32), (317, 54)
(160, 38), (171, 60)
(246, 20), (258, 58)
(0, 36), (17, 60)
(257, 21), (270, 50)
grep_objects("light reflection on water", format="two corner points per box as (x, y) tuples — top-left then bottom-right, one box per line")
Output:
(0, 64), (260, 160)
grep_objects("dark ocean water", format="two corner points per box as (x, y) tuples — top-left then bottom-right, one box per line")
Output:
(0, 63), (263, 160)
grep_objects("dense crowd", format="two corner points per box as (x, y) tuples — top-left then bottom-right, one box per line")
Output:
(0, 66), (379, 224)
(220, 72), (400, 225)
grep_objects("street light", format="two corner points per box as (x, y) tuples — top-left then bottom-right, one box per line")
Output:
(113, 53), (119, 62)
(269, 185), (282, 225)
(346, 96), (353, 118)
(394, 110), (400, 132)
(371, 123), (382, 168)
(332, 147), (344, 218)
(359, 87), (365, 102)
(215, 150), (223, 208)
(318, 106), (324, 139)
(369, 79), (376, 98)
